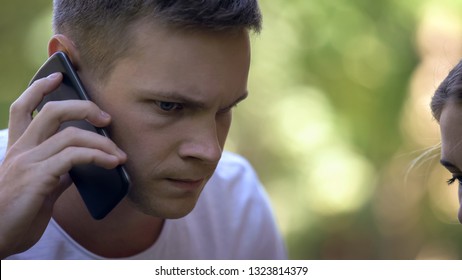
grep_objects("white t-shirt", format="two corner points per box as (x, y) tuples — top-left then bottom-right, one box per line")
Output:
(0, 129), (287, 259)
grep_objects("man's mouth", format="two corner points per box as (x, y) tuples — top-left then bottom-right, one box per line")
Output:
(166, 178), (205, 190)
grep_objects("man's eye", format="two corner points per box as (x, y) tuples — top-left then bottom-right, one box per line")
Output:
(155, 101), (183, 112)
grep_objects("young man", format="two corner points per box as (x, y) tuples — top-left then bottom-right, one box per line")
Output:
(0, 0), (286, 259)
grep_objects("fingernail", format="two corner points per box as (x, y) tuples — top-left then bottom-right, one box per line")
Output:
(100, 111), (110, 119)
(48, 72), (61, 80)
(117, 148), (127, 158)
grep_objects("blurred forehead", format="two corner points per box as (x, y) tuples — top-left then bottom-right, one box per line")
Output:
(440, 101), (462, 162)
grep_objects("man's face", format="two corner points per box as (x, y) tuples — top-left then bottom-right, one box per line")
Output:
(82, 22), (251, 218)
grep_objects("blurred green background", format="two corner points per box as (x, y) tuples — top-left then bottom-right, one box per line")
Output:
(1, 0), (462, 259)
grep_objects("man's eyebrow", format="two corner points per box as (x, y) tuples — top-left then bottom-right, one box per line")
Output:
(138, 89), (249, 110)
(138, 89), (209, 109)
(220, 91), (248, 111)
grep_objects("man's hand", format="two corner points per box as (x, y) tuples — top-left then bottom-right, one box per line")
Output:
(0, 73), (126, 259)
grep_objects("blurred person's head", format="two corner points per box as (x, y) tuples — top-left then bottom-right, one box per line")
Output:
(431, 59), (462, 223)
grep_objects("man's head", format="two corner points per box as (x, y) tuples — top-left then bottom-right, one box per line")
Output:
(50, 0), (261, 219)
(52, 0), (262, 83)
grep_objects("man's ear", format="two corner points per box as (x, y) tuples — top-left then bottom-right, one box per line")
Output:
(48, 34), (82, 70)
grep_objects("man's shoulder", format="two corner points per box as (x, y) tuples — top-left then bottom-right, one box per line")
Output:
(218, 150), (252, 168)
(199, 150), (267, 214)
(184, 151), (287, 259)
(0, 129), (8, 163)
(208, 151), (263, 198)
(0, 129), (7, 141)
(213, 151), (257, 182)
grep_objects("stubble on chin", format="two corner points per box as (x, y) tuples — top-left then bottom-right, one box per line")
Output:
(126, 184), (205, 219)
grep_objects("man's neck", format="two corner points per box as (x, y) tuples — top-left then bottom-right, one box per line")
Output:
(52, 185), (164, 258)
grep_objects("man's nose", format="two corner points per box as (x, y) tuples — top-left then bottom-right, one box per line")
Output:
(178, 120), (223, 164)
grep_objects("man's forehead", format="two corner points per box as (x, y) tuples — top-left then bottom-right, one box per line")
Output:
(129, 17), (250, 46)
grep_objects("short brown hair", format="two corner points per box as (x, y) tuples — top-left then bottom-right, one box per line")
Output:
(52, 0), (262, 82)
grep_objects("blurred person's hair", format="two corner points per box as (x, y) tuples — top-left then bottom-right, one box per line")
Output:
(406, 61), (462, 181)
(431, 59), (462, 122)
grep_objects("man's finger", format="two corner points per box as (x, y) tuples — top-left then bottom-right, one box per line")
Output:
(7, 73), (63, 149)
(16, 99), (111, 149)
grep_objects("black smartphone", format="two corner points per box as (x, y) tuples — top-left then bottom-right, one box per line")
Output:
(29, 51), (130, 220)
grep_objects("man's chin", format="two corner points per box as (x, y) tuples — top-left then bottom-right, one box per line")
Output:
(142, 205), (196, 219)
(127, 193), (198, 219)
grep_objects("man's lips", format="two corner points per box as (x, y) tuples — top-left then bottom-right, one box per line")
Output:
(166, 178), (205, 190)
